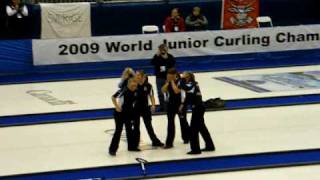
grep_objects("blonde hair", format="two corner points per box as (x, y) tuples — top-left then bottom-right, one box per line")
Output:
(183, 71), (195, 82)
(193, 6), (201, 12)
(121, 67), (135, 80)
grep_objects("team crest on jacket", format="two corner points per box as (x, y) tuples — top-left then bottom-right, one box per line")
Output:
(228, 0), (255, 27)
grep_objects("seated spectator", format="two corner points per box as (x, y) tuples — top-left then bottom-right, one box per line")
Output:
(164, 8), (185, 33)
(185, 7), (208, 31)
(6, 0), (28, 39)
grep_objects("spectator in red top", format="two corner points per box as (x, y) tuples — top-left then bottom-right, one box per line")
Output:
(164, 8), (185, 33)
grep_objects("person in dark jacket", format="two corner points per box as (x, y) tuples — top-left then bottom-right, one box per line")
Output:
(180, 72), (215, 155)
(151, 44), (176, 111)
(6, 0), (29, 39)
(185, 7), (208, 31)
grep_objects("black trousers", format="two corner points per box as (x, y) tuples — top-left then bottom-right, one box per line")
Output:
(109, 111), (135, 153)
(134, 107), (162, 146)
(165, 105), (190, 146)
(156, 77), (166, 110)
(141, 107), (162, 144)
(190, 106), (215, 152)
(7, 20), (28, 39)
(132, 112), (140, 148)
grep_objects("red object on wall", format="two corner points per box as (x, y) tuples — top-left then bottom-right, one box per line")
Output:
(221, 0), (260, 29)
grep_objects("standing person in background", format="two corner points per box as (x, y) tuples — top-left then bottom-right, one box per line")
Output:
(185, 6), (208, 31)
(162, 68), (190, 149)
(109, 78), (140, 156)
(164, 8), (185, 32)
(6, 0), (29, 39)
(180, 72), (215, 155)
(134, 70), (164, 148)
(151, 44), (176, 111)
(118, 67), (135, 90)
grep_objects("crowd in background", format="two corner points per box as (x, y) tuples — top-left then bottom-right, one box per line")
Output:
(164, 7), (208, 32)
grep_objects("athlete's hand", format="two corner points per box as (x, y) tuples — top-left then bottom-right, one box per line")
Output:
(115, 106), (122, 112)
(161, 53), (168, 59)
(156, 50), (161, 56)
(178, 104), (184, 113)
(151, 105), (156, 113)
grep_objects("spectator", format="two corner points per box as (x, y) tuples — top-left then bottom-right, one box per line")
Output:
(151, 44), (176, 111)
(164, 8), (185, 33)
(6, 0), (29, 39)
(185, 7), (208, 31)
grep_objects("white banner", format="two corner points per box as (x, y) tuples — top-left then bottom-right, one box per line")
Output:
(33, 25), (320, 65)
(40, 3), (91, 39)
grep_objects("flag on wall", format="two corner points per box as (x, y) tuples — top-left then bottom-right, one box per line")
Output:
(40, 3), (91, 39)
(221, 0), (259, 29)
